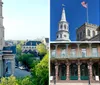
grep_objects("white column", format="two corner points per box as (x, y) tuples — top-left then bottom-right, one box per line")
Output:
(11, 59), (15, 75)
(0, 60), (2, 77)
(77, 44), (80, 57)
(66, 44), (69, 58)
(66, 61), (70, 80)
(55, 62), (58, 81)
(78, 60), (81, 80)
(55, 44), (58, 57)
(1, 60), (3, 77)
(89, 43), (92, 57)
(3, 59), (6, 76)
(88, 60), (93, 82)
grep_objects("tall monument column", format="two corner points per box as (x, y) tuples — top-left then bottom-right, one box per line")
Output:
(0, 0), (4, 50)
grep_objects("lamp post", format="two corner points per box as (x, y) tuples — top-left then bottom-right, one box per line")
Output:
(88, 66), (91, 85)
(54, 66), (56, 85)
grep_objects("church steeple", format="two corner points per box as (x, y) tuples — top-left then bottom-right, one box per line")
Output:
(61, 8), (66, 22)
(56, 6), (70, 41)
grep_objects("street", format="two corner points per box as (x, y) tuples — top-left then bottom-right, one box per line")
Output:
(14, 68), (31, 78)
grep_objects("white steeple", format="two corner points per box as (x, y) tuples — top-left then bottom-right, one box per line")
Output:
(56, 6), (70, 41)
(61, 8), (66, 22)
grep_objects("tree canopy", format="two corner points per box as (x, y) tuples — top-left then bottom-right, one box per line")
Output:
(36, 43), (47, 56)
(31, 53), (49, 85)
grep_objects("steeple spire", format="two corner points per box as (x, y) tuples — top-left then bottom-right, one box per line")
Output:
(56, 5), (70, 41)
(61, 6), (66, 22)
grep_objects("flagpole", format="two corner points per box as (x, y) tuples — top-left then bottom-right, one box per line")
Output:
(87, 3), (89, 23)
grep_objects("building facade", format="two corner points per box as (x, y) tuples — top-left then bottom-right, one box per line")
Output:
(0, 0), (15, 77)
(50, 42), (100, 82)
(22, 40), (41, 53)
(50, 6), (100, 85)
(76, 23), (100, 41)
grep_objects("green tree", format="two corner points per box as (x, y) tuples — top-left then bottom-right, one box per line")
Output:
(0, 75), (18, 85)
(17, 76), (33, 85)
(31, 53), (49, 85)
(16, 44), (22, 56)
(16, 40), (24, 56)
(36, 43), (47, 59)
(18, 54), (38, 69)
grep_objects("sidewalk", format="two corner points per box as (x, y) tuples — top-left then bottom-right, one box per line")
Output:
(50, 83), (100, 85)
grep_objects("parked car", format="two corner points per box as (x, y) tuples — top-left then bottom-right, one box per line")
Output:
(19, 66), (26, 70)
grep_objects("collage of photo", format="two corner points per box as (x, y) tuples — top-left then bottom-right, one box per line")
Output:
(0, 0), (100, 85)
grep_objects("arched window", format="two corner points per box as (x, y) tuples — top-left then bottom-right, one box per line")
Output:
(60, 64), (66, 80)
(71, 49), (76, 57)
(64, 35), (66, 37)
(88, 29), (90, 36)
(57, 35), (58, 38)
(70, 63), (78, 80)
(80, 63), (88, 80)
(60, 24), (62, 29)
(64, 24), (66, 29)
(93, 31), (95, 37)
(77, 34), (79, 40)
(51, 63), (55, 76)
(51, 50), (56, 57)
(81, 48), (86, 57)
(60, 34), (62, 38)
(61, 49), (66, 57)
(80, 32), (82, 38)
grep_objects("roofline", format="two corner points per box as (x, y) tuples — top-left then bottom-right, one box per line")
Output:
(50, 41), (100, 44)
(76, 22), (99, 31)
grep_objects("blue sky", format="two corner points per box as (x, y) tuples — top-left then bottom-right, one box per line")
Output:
(50, 0), (99, 41)
(3, 0), (49, 40)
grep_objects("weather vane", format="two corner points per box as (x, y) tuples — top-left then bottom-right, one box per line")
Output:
(62, 4), (65, 7)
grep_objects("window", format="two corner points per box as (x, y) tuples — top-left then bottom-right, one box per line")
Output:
(80, 64), (88, 76)
(64, 24), (66, 29)
(60, 34), (62, 38)
(83, 30), (85, 34)
(64, 35), (66, 37)
(81, 48), (86, 57)
(60, 24), (62, 29)
(92, 48), (98, 57)
(83, 30), (85, 37)
(70, 63), (78, 76)
(77, 34), (79, 40)
(80, 32), (82, 39)
(71, 49), (76, 57)
(88, 29), (90, 36)
(51, 50), (56, 57)
(61, 49), (66, 57)
(93, 31), (95, 37)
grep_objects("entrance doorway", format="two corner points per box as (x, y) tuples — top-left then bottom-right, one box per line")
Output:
(80, 63), (88, 80)
(93, 63), (99, 81)
(59, 64), (66, 80)
(70, 63), (78, 80)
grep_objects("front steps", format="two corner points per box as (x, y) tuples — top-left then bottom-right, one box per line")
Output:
(50, 80), (100, 85)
